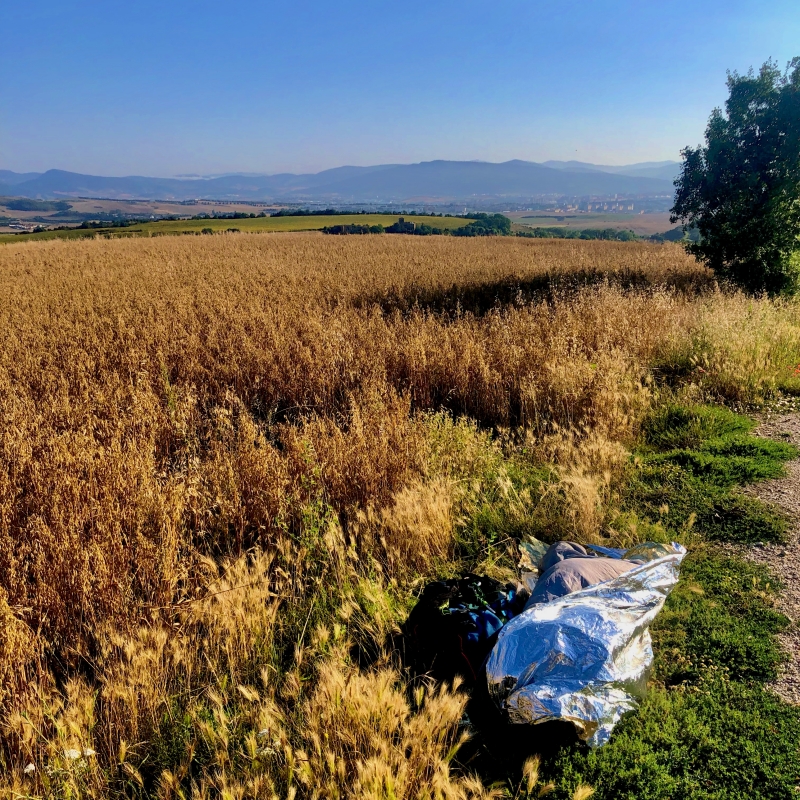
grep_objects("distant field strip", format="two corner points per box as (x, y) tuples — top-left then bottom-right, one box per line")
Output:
(0, 213), (469, 244)
(509, 212), (674, 235)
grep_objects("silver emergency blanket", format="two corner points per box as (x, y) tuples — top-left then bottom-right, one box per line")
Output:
(485, 543), (687, 747)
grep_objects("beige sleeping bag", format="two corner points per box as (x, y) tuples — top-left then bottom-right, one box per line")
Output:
(526, 541), (638, 607)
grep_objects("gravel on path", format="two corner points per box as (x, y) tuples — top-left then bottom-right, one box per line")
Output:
(733, 411), (800, 704)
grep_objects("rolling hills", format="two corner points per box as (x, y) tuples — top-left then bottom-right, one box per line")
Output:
(0, 159), (677, 203)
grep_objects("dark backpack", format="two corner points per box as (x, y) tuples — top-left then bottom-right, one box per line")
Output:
(400, 574), (526, 687)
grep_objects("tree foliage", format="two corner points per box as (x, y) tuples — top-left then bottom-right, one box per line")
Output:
(671, 58), (800, 294)
(3, 198), (72, 212)
(322, 223), (384, 234)
(517, 227), (638, 241)
(452, 213), (511, 236)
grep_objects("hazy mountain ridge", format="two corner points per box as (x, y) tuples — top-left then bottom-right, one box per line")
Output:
(299, 160), (672, 200)
(0, 160), (677, 202)
(542, 160), (680, 182)
(0, 170), (43, 185)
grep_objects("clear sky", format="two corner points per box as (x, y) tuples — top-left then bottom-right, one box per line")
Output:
(2, 0), (799, 176)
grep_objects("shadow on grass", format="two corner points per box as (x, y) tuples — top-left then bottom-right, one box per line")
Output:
(353, 268), (717, 318)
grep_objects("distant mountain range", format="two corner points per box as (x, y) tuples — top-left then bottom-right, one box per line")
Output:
(541, 160), (680, 182)
(0, 160), (680, 203)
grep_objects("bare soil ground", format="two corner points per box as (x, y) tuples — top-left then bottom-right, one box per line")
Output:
(737, 407), (800, 703)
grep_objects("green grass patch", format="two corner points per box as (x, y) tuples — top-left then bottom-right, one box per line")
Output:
(627, 404), (795, 543)
(544, 539), (797, 799)
(641, 404), (754, 451)
(629, 461), (789, 544)
(652, 550), (788, 686)
(549, 677), (800, 800)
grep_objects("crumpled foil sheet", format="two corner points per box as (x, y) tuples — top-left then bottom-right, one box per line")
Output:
(485, 544), (687, 747)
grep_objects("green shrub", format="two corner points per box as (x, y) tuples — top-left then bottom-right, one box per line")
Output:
(453, 213), (512, 237)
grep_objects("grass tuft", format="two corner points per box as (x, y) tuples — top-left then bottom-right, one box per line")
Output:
(550, 677), (800, 800)
(642, 403), (754, 450)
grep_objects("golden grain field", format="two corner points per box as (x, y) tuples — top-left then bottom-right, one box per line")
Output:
(2, 234), (799, 798)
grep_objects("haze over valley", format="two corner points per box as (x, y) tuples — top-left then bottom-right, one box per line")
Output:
(0, 159), (680, 204)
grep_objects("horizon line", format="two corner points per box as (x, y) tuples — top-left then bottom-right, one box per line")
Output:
(2, 157), (683, 182)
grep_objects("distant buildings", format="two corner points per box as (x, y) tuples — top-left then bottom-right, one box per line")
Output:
(584, 201), (635, 212)
(385, 217), (417, 233)
(542, 200), (638, 214)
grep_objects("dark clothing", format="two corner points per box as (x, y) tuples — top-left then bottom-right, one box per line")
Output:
(401, 574), (528, 686)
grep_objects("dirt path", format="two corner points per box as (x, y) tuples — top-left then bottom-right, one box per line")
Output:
(738, 410), (800, 703)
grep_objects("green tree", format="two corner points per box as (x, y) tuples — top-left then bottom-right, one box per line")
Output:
(671, 58), (800, 294)
(453, 213), (511, 237)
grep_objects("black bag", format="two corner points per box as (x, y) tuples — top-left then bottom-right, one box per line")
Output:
(400, 574), (526, 686)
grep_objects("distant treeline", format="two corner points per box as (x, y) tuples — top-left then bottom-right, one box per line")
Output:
(649, 226), (701, 244)
(76, 219), (141, 229)
(275, 208), (458, 218)
(192, 211), (268, 220)
(322, 224), (386, 235)
(517, 227), (638, 241)
(1, 198), (72, 212)
(517, 225), (701, 243)
(322, 223), (450, 235)
(319, 216), (691, 243)
(323, 213), (513, 238)
(274, 208), (367, 217)
(453, 213), (512, 236)
(322, 213), (511, 236)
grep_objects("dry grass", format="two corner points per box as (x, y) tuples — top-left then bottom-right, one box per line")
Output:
(1, 234), (799, 797)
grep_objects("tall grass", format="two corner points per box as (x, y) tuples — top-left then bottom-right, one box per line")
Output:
(1, 234), (799, 797)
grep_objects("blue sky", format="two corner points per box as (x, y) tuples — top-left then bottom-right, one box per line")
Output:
(2, 0), (798, 176)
